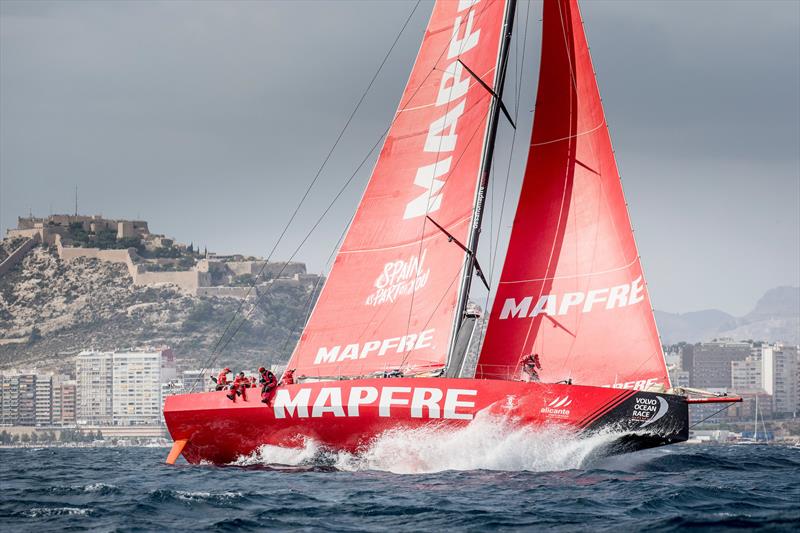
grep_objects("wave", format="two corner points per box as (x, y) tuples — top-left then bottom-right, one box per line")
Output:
(20, 507), (91, 517)
(147, 489), (245, 504)
(232, 413), (630, 474)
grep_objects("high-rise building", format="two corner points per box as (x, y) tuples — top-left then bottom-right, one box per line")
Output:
(76, 347), (176, 426)
(76, 351), (114, 425)
(16, 374), (36, 426)
(691, 340), (751, 389)
(762, 344), (798, 416)
(34, 374), (53, 426)
(0, 374), (19, 426)
(52, 377), (77, 426)
(731, 357), (763, 393)
(113, 349), (173, 426)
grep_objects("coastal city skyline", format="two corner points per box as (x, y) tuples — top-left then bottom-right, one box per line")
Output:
(1, 0), (798, 316)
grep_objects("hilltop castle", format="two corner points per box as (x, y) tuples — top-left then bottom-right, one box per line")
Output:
(2, 214), (318, 298)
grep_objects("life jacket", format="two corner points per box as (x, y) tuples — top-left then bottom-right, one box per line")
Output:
(217, 371), (229, 385)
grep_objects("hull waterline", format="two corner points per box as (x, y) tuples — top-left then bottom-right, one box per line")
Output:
(164, 378), (688, 465)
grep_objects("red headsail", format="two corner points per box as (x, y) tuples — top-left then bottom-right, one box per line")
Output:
(476, 0), (669, 391)
(287, 0), (509, 379)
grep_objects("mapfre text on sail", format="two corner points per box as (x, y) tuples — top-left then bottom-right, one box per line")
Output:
(498, 276), (646, 319)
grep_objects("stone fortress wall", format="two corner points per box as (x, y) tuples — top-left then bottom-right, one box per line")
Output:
(4, 215), (316, 298)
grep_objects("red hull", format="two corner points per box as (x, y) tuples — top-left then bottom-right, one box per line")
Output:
(164, 378), (688, 464)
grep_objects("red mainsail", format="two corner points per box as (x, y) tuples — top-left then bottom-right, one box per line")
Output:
(476, 0), (669, 390)
(287, 0), (508, 379)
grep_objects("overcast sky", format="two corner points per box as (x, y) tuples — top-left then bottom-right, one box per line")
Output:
(1, 0), (798, 316)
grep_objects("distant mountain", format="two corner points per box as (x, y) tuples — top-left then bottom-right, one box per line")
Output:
(656, 286), (800, 345)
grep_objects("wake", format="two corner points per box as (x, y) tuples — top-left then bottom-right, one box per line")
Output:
(231, 413), (630, 474)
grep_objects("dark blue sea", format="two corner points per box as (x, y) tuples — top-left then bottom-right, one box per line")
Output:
(1, 443), (798, 531)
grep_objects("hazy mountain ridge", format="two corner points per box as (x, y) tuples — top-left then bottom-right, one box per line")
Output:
(0, 245), (318, 371)
(656, 286), (800, 344)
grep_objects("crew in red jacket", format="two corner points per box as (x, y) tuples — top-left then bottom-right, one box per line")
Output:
(259, 367), (278, 405)
(227, 372), (248, 402)
(281, 368), (295, 386)
(215, 368), (231, 391)
(519, 353), (542, 382)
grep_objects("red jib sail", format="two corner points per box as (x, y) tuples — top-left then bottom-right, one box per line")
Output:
(287, 0), (508, 379)
(476, 0), (670, 391)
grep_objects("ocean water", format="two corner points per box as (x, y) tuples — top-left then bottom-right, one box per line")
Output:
(1, 436), (798, 532)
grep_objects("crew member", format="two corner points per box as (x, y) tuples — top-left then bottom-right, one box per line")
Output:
(227, 372), (248, 402)
(259, 367), (278, 405)
(519, 353), (542, 382)
(215, 368), (231, 391)
(281, 368), (295, 386)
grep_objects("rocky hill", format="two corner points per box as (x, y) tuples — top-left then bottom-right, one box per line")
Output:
(655, 286), (800, 344)
(0, 244), (320, 372)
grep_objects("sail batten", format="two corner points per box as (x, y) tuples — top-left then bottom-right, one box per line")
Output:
(476, 0), (670, 391)
(287, 0), (509, 380)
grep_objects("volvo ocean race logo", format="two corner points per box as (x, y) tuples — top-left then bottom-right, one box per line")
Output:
(540, 396), (572, 419)
(366, 250), (430, 306)
(632, 396), (669, 428)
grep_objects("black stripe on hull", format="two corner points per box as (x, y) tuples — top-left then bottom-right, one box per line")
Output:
(582, 390), (688, 456)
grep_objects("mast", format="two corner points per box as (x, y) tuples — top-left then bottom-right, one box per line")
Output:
(451, 0), (517, 347)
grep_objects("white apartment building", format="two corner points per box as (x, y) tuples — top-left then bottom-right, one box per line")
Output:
(76, 351), (114, 425)
(76, 347), (176, 426)
(762, 344), (798, 415)
(731, 356), (763, 393)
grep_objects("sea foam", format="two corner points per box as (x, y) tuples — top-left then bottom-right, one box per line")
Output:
(232, 413), (625, 474)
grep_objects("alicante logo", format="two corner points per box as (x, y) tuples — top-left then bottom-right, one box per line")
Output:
(540, 396), (572, 419)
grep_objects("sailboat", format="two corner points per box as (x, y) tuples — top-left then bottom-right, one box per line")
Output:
(164, 0), (739, 465)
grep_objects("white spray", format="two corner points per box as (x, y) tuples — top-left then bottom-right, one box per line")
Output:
(232, 413), (629, 475)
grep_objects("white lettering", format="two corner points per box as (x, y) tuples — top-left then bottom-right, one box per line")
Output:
(498, 279), (647, 320)
(379, 387), (411, 417)
(379, 337), (402, 357)
(339, 344), (359, 361)
(629, 275), (645, 305)
(530, 295), (556, 317)
(500, 297), (532, 319)
(436, 61), (470, 106)
(403, 157), (450, 219)
(411, 387), (443, 418)
(582, 288), (608, 312)
(347, 386), (379, 417)
(314, 346), (339, 365)
(443, 389), (476, 420)
(424, 101), (465, 153)
(312, 387), (345, 418)
(606, 283), (630, 309)
(360, 341), (381, 359)
(414, 329), (435, 350)
(558, 292), (585, 315)
(457, 0), (480, 11)
(273, 389), (311, 419)
(448, 11), (480, 59)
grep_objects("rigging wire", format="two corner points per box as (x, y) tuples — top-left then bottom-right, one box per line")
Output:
(689, 403), (736, 430)
(278, 212), (354, 358)
(191, 0), (422, 388)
